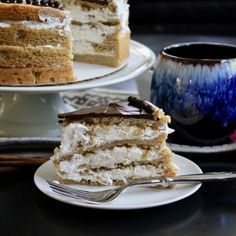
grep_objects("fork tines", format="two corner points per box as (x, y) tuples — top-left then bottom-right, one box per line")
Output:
(47, 180), (92, 200)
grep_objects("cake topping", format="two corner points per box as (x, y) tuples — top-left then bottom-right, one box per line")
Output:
(58, 97), (166, 122)
(0, 0), (62, 9)
(128, 96), (170, 121)
(58, 102), (153, 121)
(128, 96), (156, 114)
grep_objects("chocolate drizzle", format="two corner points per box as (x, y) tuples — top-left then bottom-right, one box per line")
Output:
(0, 0), (62, 9)
(128, 96), (155, 114)
(58, 97), (158, 122)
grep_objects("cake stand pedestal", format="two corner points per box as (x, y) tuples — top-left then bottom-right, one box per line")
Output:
(0, 41), (156, 137)
(0, 92), (72, 137)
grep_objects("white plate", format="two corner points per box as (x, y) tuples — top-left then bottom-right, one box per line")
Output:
(34, 154), (202, 210)
(0, 40), (156, 93)
(168, 142), (236, 154)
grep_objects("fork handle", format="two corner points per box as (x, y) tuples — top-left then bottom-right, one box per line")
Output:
(172, 171), (236, 183)
(126, 172), (236, 188)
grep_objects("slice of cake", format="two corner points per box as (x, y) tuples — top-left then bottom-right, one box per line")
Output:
(51, 96), (176, 186)
(61, 0), (130, 67)
(0, 1), (75, 85)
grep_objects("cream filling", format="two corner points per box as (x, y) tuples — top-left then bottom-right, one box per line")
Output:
(0, 22), (10, 28)
(71, 23), (117, 44)
(54, 145), (166, 169)
(58, 164), (167, 185)
(0, 20), (66, 30)
(35, 44), (62, 48)
(59, 123), (167, 153)
(73, 40), (114, 56)
(0, 12), (71, 36)
(67, 0), (129, 35)
(0, 45), (64, 50)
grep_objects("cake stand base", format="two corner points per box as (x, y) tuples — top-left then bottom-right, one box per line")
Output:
(0, 93), (73, 137)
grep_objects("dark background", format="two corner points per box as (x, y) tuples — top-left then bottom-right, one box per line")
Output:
(129, 0), (236, 35)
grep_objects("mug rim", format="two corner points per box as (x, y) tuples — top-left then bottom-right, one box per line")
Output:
(161, 42), (236, 62)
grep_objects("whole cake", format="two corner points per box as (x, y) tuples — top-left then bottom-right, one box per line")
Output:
(51, 97), (176, 186)
(61, 0), (130, 67)
(0, 1), (75, 85)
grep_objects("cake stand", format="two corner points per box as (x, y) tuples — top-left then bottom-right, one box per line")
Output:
(0, 41), (156, 137)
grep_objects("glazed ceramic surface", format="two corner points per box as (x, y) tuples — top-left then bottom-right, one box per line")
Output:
(151, 43), (236, 145)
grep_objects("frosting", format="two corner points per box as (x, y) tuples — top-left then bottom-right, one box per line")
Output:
(0, 20), (64, 29)
(39, 11), (71, 35)
(53, 145), (165, 168)
(71, 22), (117, 56)
(58, 164), (166, 185)
(0, 11), (71, 36)
(57, 122), (167, 154)
(71, 23), (117, 44)
(67, 0), (129, 35)
(35, 44), (62, 48)
(0, 22), (10, 27)
(73, 40), (114, 56)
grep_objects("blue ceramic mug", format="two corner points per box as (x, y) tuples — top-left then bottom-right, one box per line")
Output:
(151, 42), (236, 146)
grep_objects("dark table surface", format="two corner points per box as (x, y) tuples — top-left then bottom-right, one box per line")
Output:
(1, 151), (236, 236)
(1, 34), (236, 236)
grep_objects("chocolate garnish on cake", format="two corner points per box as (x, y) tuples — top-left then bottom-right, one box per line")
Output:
(58, 96), (167, 123)
(128, 96), (156, 114)
(0, 0), (62, 9)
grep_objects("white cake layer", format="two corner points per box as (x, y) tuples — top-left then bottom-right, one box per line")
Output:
(67, 0), (129, 34)
(59, 122), (169, 153)
(53, 144), (169, 170)
(71, 23), (117, 56)
(71, 23), (117, 44)
(57, 163), (169, 185)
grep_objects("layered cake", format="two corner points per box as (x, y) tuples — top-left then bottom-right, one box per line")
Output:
(51, 96), (176, 186)
(0, 1), (75, 85)
(61, 0), (130, 67)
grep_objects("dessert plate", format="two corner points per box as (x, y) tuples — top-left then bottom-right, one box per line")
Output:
(34, 154), (202, 210)
(168, 142), (236, 154)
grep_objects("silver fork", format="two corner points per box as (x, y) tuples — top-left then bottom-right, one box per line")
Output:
(47, 172), (236, 204)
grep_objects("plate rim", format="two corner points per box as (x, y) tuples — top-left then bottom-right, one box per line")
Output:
(168, 142), (236, 154)
(34, 154), (202, 210)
